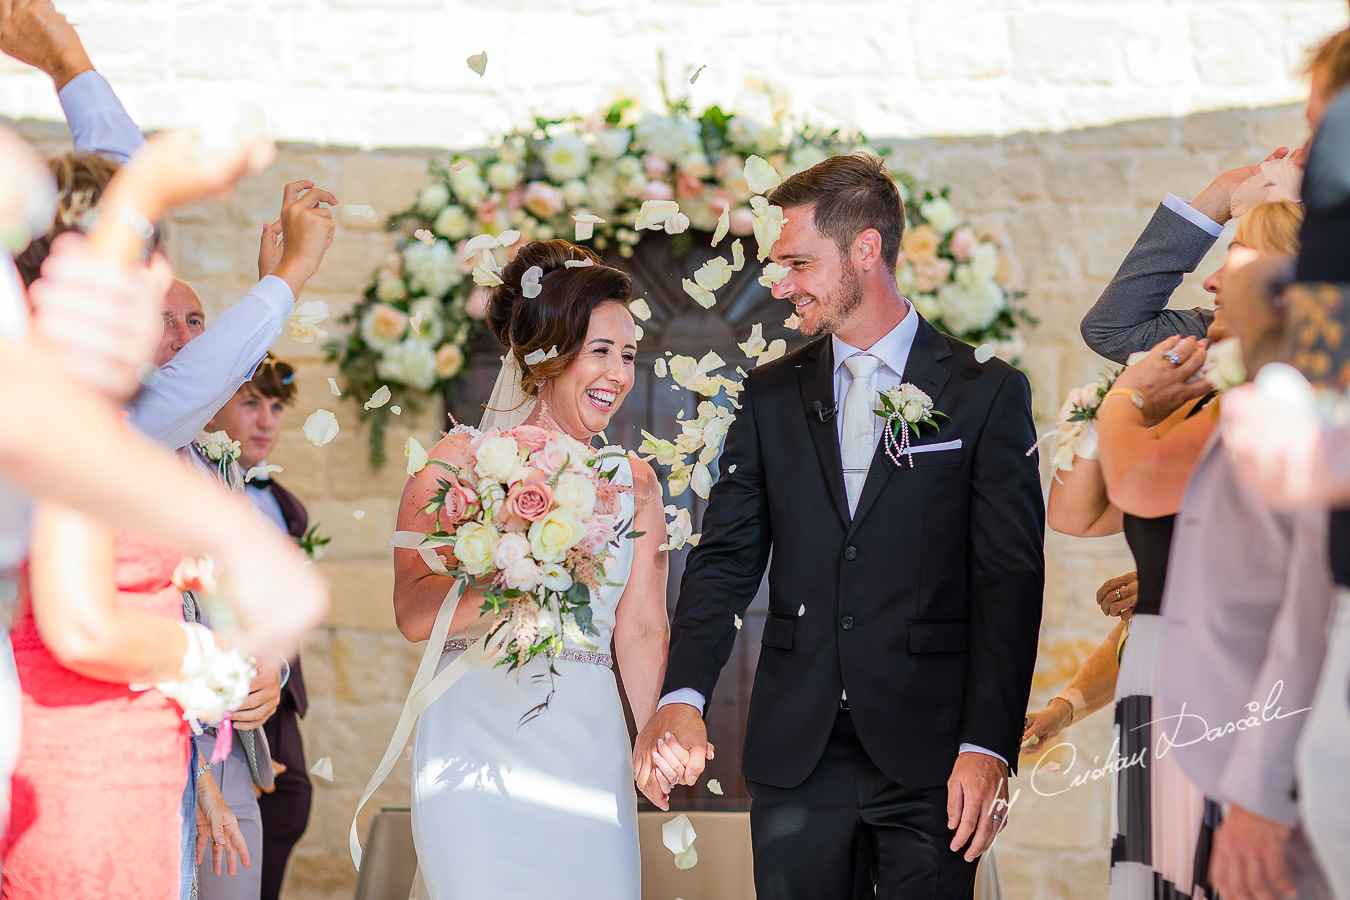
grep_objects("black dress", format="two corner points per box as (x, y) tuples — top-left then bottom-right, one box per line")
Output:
(1110, 396), (1221, 899)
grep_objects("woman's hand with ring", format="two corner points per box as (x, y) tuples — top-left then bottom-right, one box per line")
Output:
(1109, 336), (1212, 426)
(1096, 571), (1138, 618)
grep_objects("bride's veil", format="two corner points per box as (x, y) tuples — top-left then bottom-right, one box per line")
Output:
(477, 351), (535, 431)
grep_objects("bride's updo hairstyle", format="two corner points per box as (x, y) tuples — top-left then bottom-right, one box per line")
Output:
(486, 239), (634, 396)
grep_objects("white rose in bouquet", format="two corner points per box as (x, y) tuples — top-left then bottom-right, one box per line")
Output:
(553, 472), (598, 518)
(1202, 337), (1246, 391)
(540, 562), (574, 592)
(454, 522), (499, 576)
(475, 435), (523, 483)
(503, 558), (543, 591)
(492, 532), (531, 570)
(529, 508), (586, 564)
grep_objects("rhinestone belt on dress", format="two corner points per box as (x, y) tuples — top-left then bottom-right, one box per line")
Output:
(442, 637), (613, 669)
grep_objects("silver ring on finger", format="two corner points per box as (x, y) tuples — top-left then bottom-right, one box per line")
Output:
(1164, 350), (1182, 367)
(990, 813), (1005, 822)
(1115, 588), (1123, 603)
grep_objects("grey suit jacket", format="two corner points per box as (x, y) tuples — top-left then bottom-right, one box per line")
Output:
(1081, 204), (1217, 363)
(1156, 433), (1333, 825)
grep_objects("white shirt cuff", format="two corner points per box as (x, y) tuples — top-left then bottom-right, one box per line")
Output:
(658, 688), (706, 715)
(1162, 193), (1225, 238)
(959, 743), (1008, 768)
(57, 70), (144, 162)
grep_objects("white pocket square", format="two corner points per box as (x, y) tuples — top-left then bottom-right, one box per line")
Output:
(902, 438), (963, 455)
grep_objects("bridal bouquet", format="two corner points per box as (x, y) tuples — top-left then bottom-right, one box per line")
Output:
(417, 424), (633, 673)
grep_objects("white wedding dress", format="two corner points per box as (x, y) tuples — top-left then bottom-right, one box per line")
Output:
(411, 454), (640, 900)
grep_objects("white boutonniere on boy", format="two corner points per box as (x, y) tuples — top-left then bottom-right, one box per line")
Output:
(195, 430), (242, 483)
(876, 383), (949, 467)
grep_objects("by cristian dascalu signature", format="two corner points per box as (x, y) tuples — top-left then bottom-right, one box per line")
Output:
(1026, 679), (1310, 798)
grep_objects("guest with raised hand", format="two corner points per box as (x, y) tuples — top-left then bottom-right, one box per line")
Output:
(0, 125), (327, 899)
(204, 355), (314, 900)
(2, 0), (337, 450)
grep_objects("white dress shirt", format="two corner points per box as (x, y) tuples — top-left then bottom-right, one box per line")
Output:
(58, 70), (296, 450)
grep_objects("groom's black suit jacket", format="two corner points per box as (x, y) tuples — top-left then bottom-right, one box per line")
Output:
(663, 315), (1045, 790)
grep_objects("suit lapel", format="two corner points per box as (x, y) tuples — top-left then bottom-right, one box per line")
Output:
(848, 316), (953, 532)
(797, 338), (851, 526)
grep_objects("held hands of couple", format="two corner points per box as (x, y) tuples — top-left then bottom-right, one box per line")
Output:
(632, 702), (714, 811)
(947, 751), (1010, 863)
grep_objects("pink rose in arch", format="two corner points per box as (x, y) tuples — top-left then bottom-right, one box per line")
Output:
(729, 208), (756, 237)
(641, 180), (675, 203)
(675, 171), (704, 201)
(465, 287), (490, 320)
(950, 227), (978, 261)
(642, 153), (671, 179)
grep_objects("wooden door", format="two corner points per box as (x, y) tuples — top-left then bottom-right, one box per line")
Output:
(446, 233), (805, 811)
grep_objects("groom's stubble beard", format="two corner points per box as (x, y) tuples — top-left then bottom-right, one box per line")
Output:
(797, 254), (864, 337)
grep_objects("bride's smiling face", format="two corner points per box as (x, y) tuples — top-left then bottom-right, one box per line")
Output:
(538, 301), (636, 442)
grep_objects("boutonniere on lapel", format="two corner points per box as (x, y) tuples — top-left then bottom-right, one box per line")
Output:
(195, 430), (242, 482)
(876, 383), (948, 467)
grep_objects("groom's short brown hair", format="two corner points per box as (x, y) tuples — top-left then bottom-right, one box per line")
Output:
(768, 153), (906, 269)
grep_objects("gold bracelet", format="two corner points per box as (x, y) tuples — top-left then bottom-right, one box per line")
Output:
(1049, 694), (1075, 724)
(1103, 388), (1146, 412)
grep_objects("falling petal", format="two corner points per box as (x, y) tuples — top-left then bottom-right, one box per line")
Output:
(663, 212), (691, 235)
(409, 311), (424, 332)
(634, 323), (644, 342)
(327, 377), (342, 397)
(287, 299), (330, 343)
(341, 203), (379, 222)
(524, 348), (548, 365)
(654, 358), (668, 378)
(733, 615), (742, 630)
(303, 409), (339, 447)
(798, 604), (806, 616)
(682, 278), (716, 309)
(674, 847), (698, 870)
(310, 757), (334, 782)
(758, 262), (789, 288)
(662, 814), (697, 857)
(1041, 760), (1063, 773)
(694, 257), (734, 292)
(784, 312), (802, 330)
(636, 200), (681, 230)
(743, 155), (782, 194)
(572, 213), (605, 242)
(711, 206), (730, 246)
(707, 779), (723, 796)
(463, 233), (501, 253)
(756, 339), (787, 366)
(472, 260), (503, 287)
(544, 345), (560, 360)
(730, 240), (745, 272)
(466, 51), (487, 77)
(450, 160), (468, 172)
(691, 462), (712, 499)
(364, 385), (392, 410)
(521, 265), (543, 299)
(405, 435), (429, 476)
(353, 509), (366, 520)
(739, 323), (767, 359)
(497, 229), (521, 247)
(564, 258), (594, 268)
(413, 228), (435, 246)
(629, 297), (652, 321)
(245, 463), (283, 481)
(390, 406), (402, 415)
(690, 64), (707, 84)
(974, 343), (996, 364)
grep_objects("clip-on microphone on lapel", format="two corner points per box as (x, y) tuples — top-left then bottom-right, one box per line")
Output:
(813, 400), (838, 422)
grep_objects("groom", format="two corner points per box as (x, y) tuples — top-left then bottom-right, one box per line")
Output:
(635, 154), (1045, 898)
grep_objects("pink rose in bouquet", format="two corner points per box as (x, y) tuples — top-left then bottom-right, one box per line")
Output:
(506, 480), (553, 522)
(509, 424), (552, 452)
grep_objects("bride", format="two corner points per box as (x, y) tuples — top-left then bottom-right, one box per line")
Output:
(392, 239), (674, 898)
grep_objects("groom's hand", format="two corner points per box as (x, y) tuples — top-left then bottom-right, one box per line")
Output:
(634, 703), (707, 811)
(947, 752), (1009, 862)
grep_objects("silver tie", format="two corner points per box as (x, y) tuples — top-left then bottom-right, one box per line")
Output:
(841, 354), (880, 516)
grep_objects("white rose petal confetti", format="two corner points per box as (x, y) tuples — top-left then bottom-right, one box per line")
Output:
(758, 262), (789, 288)
(690, 64), (707, 84)
(466, 51), (487, 77)
(353, 509), (365, 520)
(682, 278), (717, 309)
(635, 199), (681, 231)
(472, 259), (503, 287)
(463, 233), (503, 253)
(629, 297), (652, 321)
(303, 409), (339, 447)
(749, 196), (786, 261)
(497, 229), (521, 247)
(730, 239), (745, 272)
(572, 213), (605, 241)
(413, 228), (436, 246)
(739, 323), (767, 359)
(405, 435), (429, 476)
(654, 358), (668, 378)
(634, 323), (644, 342)
(798, 603), (806, 616)
(287, 299), (330, 343)
(707, 779), (724, 796)
(743, 155), (783, 194)
(756, 339), (787, 367)
(733, 615), (742, 630)
(694, 257), (734, 292)
(310, 757), (334, 782)
(564, 258), (594, 268)
(663, 212), (691, 235)
(712, 206), (730, 246)
(244, 463), (283, 481)
(784, 312), (802, 330)
(974, 343), (996, 364)
(363, 385), (392, 410)
(341, 203), (379, 222)
(523, 345), (560, 366)
(521, 264), (543, 298)
(662, 814), (698, 869)
(390, 406), (402, 415)
(327, 377), (342, 397)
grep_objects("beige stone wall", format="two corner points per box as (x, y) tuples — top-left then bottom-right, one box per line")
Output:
(9, 98), (1306, 897)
